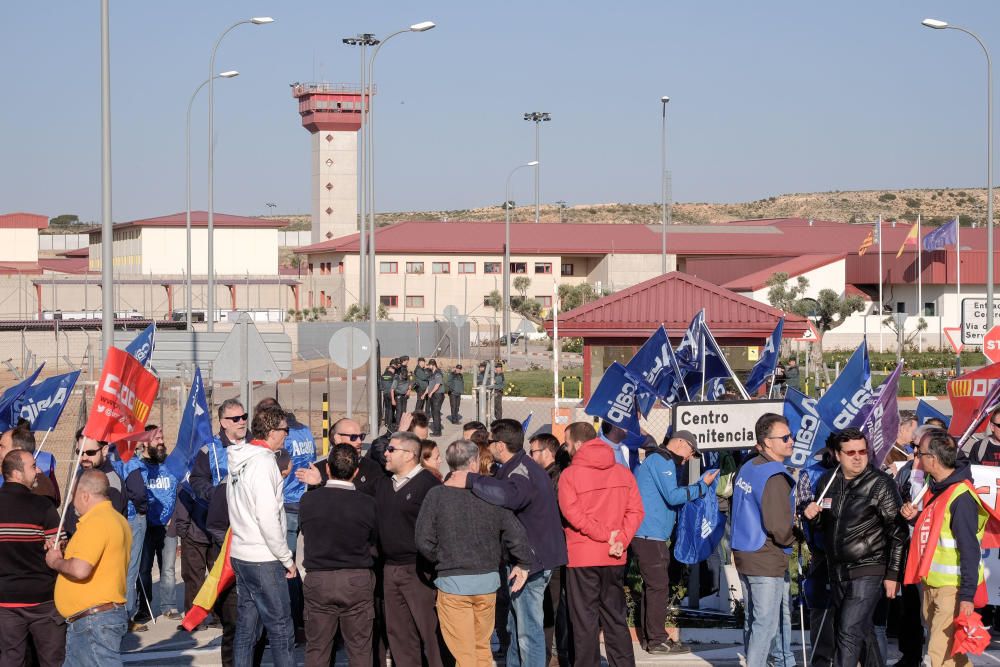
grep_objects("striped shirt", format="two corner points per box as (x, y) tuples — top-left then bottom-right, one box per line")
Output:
(0, 482), (60, 605)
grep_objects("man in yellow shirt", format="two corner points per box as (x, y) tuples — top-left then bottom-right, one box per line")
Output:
(46, 469), (131, 667)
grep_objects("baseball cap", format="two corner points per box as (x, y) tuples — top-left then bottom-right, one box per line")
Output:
(671, 429), (701, 455)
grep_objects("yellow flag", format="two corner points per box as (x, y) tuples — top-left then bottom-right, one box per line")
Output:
(896, 224), (918, 258)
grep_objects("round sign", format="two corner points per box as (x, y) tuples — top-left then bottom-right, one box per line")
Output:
(983, 325), (1000, 364)
(328, 326), (371, 370)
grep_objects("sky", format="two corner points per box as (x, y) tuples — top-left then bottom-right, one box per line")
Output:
(2, 1), (999, 223)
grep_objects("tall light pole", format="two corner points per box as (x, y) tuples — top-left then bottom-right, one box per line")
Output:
(187, 71), (239, 331)
(523, 112), (551, 223)
(661, 96), (670, 275)
(365, 20), (436, 437)
(504, 161), (539, 364)
(923, 18), (993, 328)
(100, 0), (113, 355)
(207, 16), (273, 332)
(343, 33), (379, 308)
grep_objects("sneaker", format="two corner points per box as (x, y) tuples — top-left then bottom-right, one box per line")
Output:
(163, 610), (183, 621)
(667, 640), (692, 654)
(128, 621), (149, 633)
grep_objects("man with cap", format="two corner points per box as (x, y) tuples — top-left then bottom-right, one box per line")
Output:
(491, 362), (506, 420)
(632, 430), (718, 655)
(380, 359), (399, 432)
(393, 357), (413, 431)
(446, 364), (465, 425)
(423, 360), (445, 437)
(412, 358), (431, 415)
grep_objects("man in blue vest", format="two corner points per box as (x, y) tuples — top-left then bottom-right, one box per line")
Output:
(732, 413), (796, 667)
(281, 406), (315, 636)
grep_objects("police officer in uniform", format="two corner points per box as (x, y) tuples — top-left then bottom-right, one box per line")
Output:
(475, 361), (488, 422)
(380, 359), (398, 431)
(393, 356), (412, 429)
(425, 360), (445, 437)
(492, 362), (506, 420)
(446, 364), (465, 424)
(412, 357), (431, 414)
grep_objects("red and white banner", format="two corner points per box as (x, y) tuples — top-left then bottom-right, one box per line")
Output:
(83, 347), (159, 445)
(947, 363), (1000, 439)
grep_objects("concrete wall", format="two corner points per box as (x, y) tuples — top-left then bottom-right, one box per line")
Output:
(139, 228), (279, 276)
(312, 131), (358, 244)
(748, 258), (846, 304)
(0, 229), (39, 262)
(296, 320), (470, 362)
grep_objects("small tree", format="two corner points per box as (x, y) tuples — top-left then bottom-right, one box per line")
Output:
(343, 303), (389, 321)
(485, 289), (544, 326)
(558, 283), (609, 312)
(513, 276), (531, 300)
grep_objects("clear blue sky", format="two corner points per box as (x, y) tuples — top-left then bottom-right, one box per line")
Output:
(2, 1), (999, 223)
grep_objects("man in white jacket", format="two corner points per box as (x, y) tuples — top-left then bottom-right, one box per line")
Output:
(226, 405), (297, 667)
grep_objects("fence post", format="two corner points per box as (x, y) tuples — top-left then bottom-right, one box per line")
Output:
(322, 392), (330, 456)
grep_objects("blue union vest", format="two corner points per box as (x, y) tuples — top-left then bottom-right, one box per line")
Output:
(731, 457), (793, 554)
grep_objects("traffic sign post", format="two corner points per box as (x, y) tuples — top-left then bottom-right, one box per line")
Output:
(962, 298), (1000, 345)
(984, 326), (1000, 364)
(329, 326), (371, 419)
(671, 399), (784, 451)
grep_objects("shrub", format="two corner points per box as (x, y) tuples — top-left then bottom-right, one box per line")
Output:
(878, 193), (897, 202)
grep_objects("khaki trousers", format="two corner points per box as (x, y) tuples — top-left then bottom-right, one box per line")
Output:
(921, 585), (970, 667)
(436, 590), (496, 667)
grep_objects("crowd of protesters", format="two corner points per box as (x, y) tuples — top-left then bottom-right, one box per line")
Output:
(0, 387), (996, 667)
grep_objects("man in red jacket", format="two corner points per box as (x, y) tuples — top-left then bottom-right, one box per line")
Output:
(558, 434), (644, 667)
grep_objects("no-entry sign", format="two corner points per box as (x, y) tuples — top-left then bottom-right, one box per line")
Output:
(671, 400), (784, 451)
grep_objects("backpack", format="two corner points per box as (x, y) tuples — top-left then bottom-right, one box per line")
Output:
(674, 478), (725, 565)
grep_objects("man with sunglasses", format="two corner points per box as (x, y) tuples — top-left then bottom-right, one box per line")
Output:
(295, 418), (387, 497)
(732, 413), (796, 667)
(802, 428), (907, 667)
(965, 406), (1000, 466)
(64, 430), (128, 537)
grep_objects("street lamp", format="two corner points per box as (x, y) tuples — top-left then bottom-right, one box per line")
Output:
(922, 17), (993, 328)
(343, 33), (379, 308)
(187, 71), (239, 331)
(207, 16), (273, 332)
(661, 96), (670, 275)
(523, 112), (552, 223)
(365, 20), (436, 437)
(504, 161), (539, 364)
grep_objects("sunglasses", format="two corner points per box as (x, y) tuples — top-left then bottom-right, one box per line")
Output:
(273, 427), (289, 433)
(75, 448), (101, 457)
(841, 448), (868, 458)
(766, 434), (794, 443)
(336, 433), (365, 442)
(385, 445), (414, 456)
(991, 422), (1000, 428)
(529, 448), (546, 455)
(225, 414), (249, 422)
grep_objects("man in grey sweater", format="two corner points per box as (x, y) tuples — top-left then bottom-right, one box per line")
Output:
(415, 440), (533, 667)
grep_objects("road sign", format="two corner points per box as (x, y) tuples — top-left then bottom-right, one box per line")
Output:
(213, 313), (284, 408)
(961, 298), (1000, 345)
(671, 399), (784, 451)
(328, 327), (371, 370)
(944, 327), (965, 354)
(794, 323), (819, 342)
(984, 326), (1000, 364)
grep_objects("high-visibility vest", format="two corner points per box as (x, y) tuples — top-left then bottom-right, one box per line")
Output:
(925, 484), (987, 589)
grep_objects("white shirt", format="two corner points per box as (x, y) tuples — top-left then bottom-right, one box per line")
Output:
(392, 464), (424, 491)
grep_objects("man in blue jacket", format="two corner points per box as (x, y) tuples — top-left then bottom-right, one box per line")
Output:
(282, 408), (315, 635)
(599, 421), (641, 473)
(632, 429), (717, 655)
(445, 418), (567, 667)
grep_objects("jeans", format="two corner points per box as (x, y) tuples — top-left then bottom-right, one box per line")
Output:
(126, 513), (146, 619)
(137, 524), (171, 621)
(831, 575), (883, 667)
(506, 568), (551, 667)
(739, 573), (794, 667)
(231, 557), (296, 667)
(160, 533), (178, 613)
(285, 510), (304, 629)
(64, 605), (126, 667)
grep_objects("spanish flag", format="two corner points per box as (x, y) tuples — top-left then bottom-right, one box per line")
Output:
(896, 223), (919, 258)
(182, 529), (234, 631)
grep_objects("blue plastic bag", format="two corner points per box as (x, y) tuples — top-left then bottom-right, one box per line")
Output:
(674, 479), (725, 565)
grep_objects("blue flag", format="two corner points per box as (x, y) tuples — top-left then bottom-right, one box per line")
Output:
(585, 362), (641, 436)
(13, 370), (80, 432)
(784, 388), (834, 468)
(625, 326), (681, 414)
(0, 364), (45, 432)
(745, 318), (784, 394)
(521, 413), (533, 433)
(923, 218), (958, 252)
(857, 363), (903, 468)
(125, 323), (156, 368)
(916, 400), (950, 428)
(669, 311), (705, 402)
(816, 341), (872, 431)
(164, 366), (215, 482)
(691, 323), (738, 400)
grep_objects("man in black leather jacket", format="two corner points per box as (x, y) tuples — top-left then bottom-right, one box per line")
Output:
(802, 428), (908, 667)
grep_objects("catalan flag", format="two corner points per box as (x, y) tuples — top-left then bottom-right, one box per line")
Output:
(858, 228), (875, 256)
(896, 223), (919, 258)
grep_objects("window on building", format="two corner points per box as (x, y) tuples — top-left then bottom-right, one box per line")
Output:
(511, 262), (527, 274)
(459, 262), (476, 274)
(380, 295), (399, 307)
(432, 262), (451, 274)
(536, 295), (553, 308)
(380, 261), (398, 274)
(484, 262), (502, 274)
(561, 263), (575, 276)
(534, 262), (552, 274)
(406, 261), (424, 274)
(896, 302), (906, 314)
(924, 302), (936, 317)
(406, 295), (425, 308)
(338, 261), (344, 274)
(308, 263), (314, 275)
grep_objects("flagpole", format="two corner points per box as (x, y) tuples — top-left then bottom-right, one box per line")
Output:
(917, 215), (923, 353)
(56, 436), (90, 540)
(956, 214), (962, 302)
(878, 216), (884, 354)
(700, 334), (707, 401)
(703, 323), (752, 400)
(33, 428), (53, 460)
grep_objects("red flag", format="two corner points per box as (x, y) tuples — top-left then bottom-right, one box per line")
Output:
(83, 347), (159, 455)
(182, 530), (235, 631)
(947, 363), (1000, 439)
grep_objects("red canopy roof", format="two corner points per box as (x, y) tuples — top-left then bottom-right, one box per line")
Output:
(545, 271), (809, 340)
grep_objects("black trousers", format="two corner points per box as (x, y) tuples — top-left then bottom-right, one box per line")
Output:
(0, 601), (65, 667)
(303, 569), (375, 667)
(543, 565), (572, 667)
(394, 394), (409, 429)
(429, 394), (445, 434)
(631, 536), (671, 648)
(415, 395), (427, 414)
(181, 535), (210, 612)
(566, 566), (634, 667)
(494, 391), (503, 420)
(383, 563), (443, 667)
(831, 575), (883, 667)
(136, 523), (168, 622)
(890, 583), (923, 663)
(448, 393), (462, 423)
(381, 393), (394, 430)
